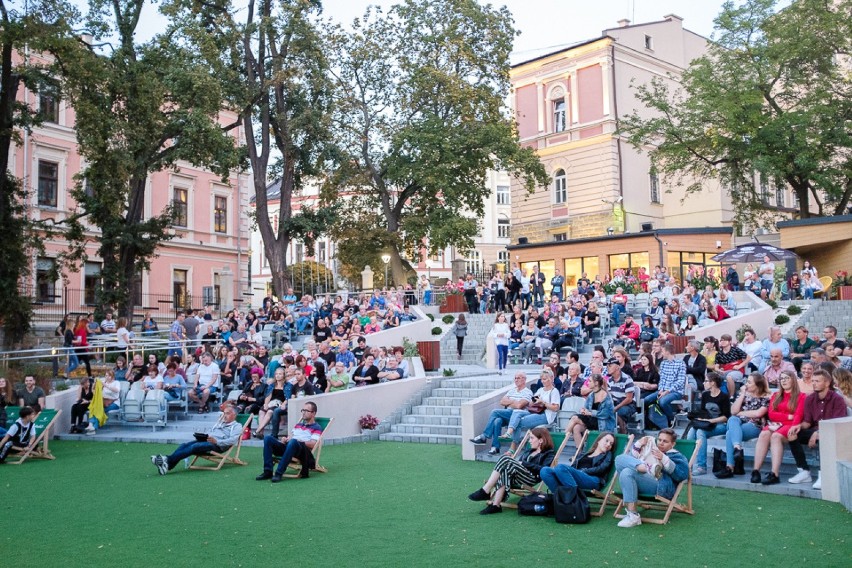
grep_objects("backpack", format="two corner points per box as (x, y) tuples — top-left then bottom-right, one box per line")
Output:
(553, 485), (590, 524)
(645, 402), (670, 430)
(517, 492), (553, 516)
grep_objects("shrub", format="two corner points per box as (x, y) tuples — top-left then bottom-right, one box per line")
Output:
(442, 368), (457, 376)
(441, 314), (455, 324)
(431, 326), (443, 335)
(775, 314), (790, 325)
(766, 299), (778, 309)
(427, 313), (435, 322)
(786, 305), (802, 315)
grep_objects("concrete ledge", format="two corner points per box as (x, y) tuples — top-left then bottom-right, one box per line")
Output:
(838, 461), (852, 513)
(693, 291), (774, 340)
(44, 387), (81, 436)
(363, 306), (434, 346)
(820, 416), (852, 502)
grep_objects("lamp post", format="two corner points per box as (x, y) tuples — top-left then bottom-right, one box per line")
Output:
(381, 254), (391, 287)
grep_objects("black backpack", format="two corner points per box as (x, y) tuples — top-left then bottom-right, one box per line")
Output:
(554, 485), (590, 524)
(517, 492), (553, 516)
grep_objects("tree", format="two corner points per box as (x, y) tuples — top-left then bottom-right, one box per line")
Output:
(169, 0), (338, 298)
(0, 1), (78, 346)
(327, 0), (548, 284)
(53, 0), (242, 319)
(619, 0), (852, 228)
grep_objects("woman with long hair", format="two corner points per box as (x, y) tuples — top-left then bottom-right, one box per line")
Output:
(750, 371), (804, 485)
(539, 432), (616, 494)
(492, 312), (510, 374)
(716, 372), (770, 478)
(565, 375), (615, 447)
(453, 314), (468, 360)
(467, 426), (555, 515)
(73, 315), (93, 377)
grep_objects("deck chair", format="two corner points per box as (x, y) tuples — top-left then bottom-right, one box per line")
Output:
(814, 276), (832, 299)
(281, 417), (334, 478)
(188, 413), (253, 471)
(7, 408), (62, 464)
(4, 405), (21, 425)
(585, 432), (634, 517)
(500, 430), (578, 509)
(613, 438), (701, 525)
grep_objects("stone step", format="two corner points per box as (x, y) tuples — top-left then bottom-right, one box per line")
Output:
(424, 397), (465, 407)
(430, 387), (498, 398)
(379, 432), (461, 445)
(391, 423), (461, 436)
(440, 379), (511, 390)
(411, 405), (460, 416)
(401, 414), (461, 426)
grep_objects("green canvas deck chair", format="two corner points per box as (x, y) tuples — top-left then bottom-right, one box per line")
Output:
(500, 430), (578, 509)
(282, 416), (334, 478)
(7, 408), (61, 464)
(188, 413), (253, 471)
(584, 432), (634, 517)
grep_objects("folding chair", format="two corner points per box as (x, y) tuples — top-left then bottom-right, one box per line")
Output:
(7, 408), (62, 464)
(501, 430), (579, 509)
(585, 432), (634, 517)
(281, 416), (334, 478)
(613, 438), (701, 524)
(188, 413), (253, 471)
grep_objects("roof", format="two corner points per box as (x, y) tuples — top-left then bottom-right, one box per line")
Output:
(249, 179), (283, 204)
(776, 214), (852, 228)
(510, 37), (603, 68)
(507, 226), (732, 251)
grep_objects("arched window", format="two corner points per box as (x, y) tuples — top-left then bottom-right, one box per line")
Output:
(553, 169), (567, 204)
(553, 99), (566, 132)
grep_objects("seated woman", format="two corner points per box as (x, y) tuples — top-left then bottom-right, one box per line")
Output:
(505, 369), (560, 450)
(633, 353), (660, 400)
(686, 372), (731, 475)
(565, 375), (615, 447)
(639, 316), (660, 343)
(236, 368), (267, 415)
(162, 363), (187, 403)
(715, 372), (770, 478)
(508, 319), (525, 352)
(467, 426), (555, 515)
(83, 370), (121, 433)
(582, 302), (600, 344)
(750, 371), (804, 485)
(539, 432), (616, 494)
(253, 368), (289, 438)
(70, 377), (94, 433)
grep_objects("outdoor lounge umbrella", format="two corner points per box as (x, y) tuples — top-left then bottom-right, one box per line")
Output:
(711, 243), (799, 264)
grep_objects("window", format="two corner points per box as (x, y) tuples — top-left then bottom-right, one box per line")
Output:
(83, 178), (95, 198)
(649, 170), (660, 204)
(564, 256), (599, 287)
(775, 181), (785, 208)
(496, 184), (510, 205)
(498, 251), (509, 264)
(644, 34), (654, 50)
(553, 169), (567, 204)
(318, 241), (327, 263)
(666, 252), (721, 285)
(553, 233), (567, 241)
(173, 187), (188, 227)
(497, 215), (510, 238)
(295, 243), (304, 263)
(553, 99), (566, 132)
(84, 262), (101, 306)
(464, 250), (482, 274)
(39, 86), (59, 123)
(759, 175), (770, 205)
(608, 252), (649, 275)
(36, 258), (56, 303)
(214, 195), (227, 233)
(131, 271), (143, 307)
(173, 269), (188, 309)
(38, 160), (59, 207)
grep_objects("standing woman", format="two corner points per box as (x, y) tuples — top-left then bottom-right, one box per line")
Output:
(63, 314), (80, 376)
(70, 377), (94, 433)
(453, 314), (468, 360)
(73, 315), (93, 377)
(565, 375), (615, 447)
(492, 272), (506, 313)
(467, 426), (555, 515)
(750, 371), (804, 485)
(492, 313), (510, 375)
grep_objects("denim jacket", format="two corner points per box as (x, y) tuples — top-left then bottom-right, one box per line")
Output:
(584, 392), (616, 433)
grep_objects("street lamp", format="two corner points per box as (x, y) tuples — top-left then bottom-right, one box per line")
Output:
(381, 253), (391, 287)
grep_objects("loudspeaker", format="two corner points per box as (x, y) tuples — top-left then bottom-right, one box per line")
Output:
(641, 222), (653, 232)
(518, 237), (528, 244)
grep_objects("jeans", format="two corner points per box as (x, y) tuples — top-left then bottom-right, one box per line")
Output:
(644, 391), (682, 423)
(616, 402), (637, 422)
(615, 454), (660, 504)
(803, 288), (814, 299)
(262, 435), (310, 475)
(482, 409), (514, 449)
(66, 348), (80, 374)
(611, 303), (626, 325)
(424, 290), (431, 306)
(270, 406), (288, 437)
(539, 464), (601, 494)
(687, 423), (728, 468)
(90, 402), (120, 429)
(724, 416), (761, 467)
(520, 293), (531, 310)
(163, 390), (183, 402)
(296, 316), (312, 333)
(166, 440), (218, 469)
(496, 345), (508, 370)
(507, 410), (548, 444)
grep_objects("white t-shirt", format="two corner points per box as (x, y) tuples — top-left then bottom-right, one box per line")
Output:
(196, 362), (220, 389)
(534, 386), (562, 424)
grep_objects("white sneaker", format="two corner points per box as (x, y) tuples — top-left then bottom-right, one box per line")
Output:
(788, 468), (812, 484)
(812, 472), (822, 490)
(84, 423), (95, 433)
(617, 512), (642, 528)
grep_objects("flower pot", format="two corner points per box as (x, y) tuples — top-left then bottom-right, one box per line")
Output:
(440, 294), (466, 314)
(837, 286), (852, 301)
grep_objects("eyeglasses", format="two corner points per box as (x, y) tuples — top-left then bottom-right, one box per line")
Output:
(301, 408), (315, 413)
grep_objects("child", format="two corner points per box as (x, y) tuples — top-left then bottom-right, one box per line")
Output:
(630, 435), (664, 479)
(0, 406), (36, 463)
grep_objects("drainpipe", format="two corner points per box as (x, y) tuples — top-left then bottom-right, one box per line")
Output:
(653, 231), (664, 267)
(611, 45), (625, 219)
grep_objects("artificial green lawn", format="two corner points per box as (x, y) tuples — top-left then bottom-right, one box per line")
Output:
(1, 441), (850, 567)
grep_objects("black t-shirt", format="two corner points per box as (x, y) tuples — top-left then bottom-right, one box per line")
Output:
(314, 327), (332, 342)
(352, 346), (367, 363)
(319, 351), (336, 367)
(700, 390), (731, 420)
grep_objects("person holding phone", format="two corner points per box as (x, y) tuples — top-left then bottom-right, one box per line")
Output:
(150, 405), (242, 475)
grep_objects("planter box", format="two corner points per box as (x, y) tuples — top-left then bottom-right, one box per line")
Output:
(837, 286), (852, 301)
(669, 335), (693, 355)
(417, 341), (441, 371)
(439, 294), (466, 314)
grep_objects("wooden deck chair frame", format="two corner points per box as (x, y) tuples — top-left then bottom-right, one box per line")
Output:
(279, 417), (334, 478)
(499, 430), (579, 509)
(613, 438), (701, 525)
(585, 432), (634, 517)
(188, 413), (253, 471)
(8, 409), (61, 465)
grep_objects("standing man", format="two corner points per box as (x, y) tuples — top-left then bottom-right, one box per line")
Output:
(150, 405), (242, 475)
(786, 369), (847, 489)
(644, 343), (686, 427)
(614, 428), (689, 528)
(256, 401), (322, 482)
(463, 273), (479, 314)
(550, 268), (564, 302)
(531, 265), (546, 308)
(519, 269), (532, 310)
(168, 312), (187, 358)
(182, 309), (201, 350)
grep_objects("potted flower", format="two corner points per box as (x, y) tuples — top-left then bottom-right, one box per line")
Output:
(359, 414), (380, 433)
(831, 270), (852, 300)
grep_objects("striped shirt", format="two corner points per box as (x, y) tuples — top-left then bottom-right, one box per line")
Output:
(658, 358), (686, 394)
(292, 420), (323, 444)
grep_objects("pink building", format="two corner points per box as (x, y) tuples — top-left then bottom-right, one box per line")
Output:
(11, 53), (250, 326)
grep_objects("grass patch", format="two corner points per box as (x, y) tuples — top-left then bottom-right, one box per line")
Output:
(1, 441), (850, 567)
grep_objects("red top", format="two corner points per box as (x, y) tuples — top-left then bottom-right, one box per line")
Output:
(766, 390), (805, 437)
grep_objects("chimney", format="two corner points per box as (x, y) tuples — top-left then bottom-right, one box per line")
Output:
(617, 18), (631, 27)
(663, 14), (684, 22)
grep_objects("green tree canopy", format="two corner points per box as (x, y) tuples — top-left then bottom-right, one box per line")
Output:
(619, 0), (852, 228)
(327, 0), (547, 283)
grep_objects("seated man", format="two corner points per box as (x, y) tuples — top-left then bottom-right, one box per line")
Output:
(17, 375), (46, 410)
(469, 373), (532, 455)
(643, 343), (686, 427)
(0, 406), (36, 463)
(613, 314), (640, 350)
(327, 362), (351, 392)
(713, 334), (749, 394)
(641, 297), (664, 324)
(378, 357), (405, 382)
(610, 287), (628, 326)
(552, 319), (576, 352)
(256, 400), (322, 482)
(613, 428), (689, 528)
(606, 358), (636, 428)
(150, 405), (243, 475)
(786, 369), (847, 489)
(187, 351), (220, 413)
(762, 348), (797, 388)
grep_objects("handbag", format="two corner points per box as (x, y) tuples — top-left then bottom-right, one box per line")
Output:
(517, 492), (553, 516)
(554, 485), (590, 524)
(645, 403), (669, 430)
(527, 401), (546, 415)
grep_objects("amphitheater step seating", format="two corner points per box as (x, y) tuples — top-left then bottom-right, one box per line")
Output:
(793, 299), (852, 338)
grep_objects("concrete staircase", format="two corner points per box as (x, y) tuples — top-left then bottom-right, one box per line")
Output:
(794, 299), (852, 339)
(439, 313), (495, 366)
(379, 376), (513, 445)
